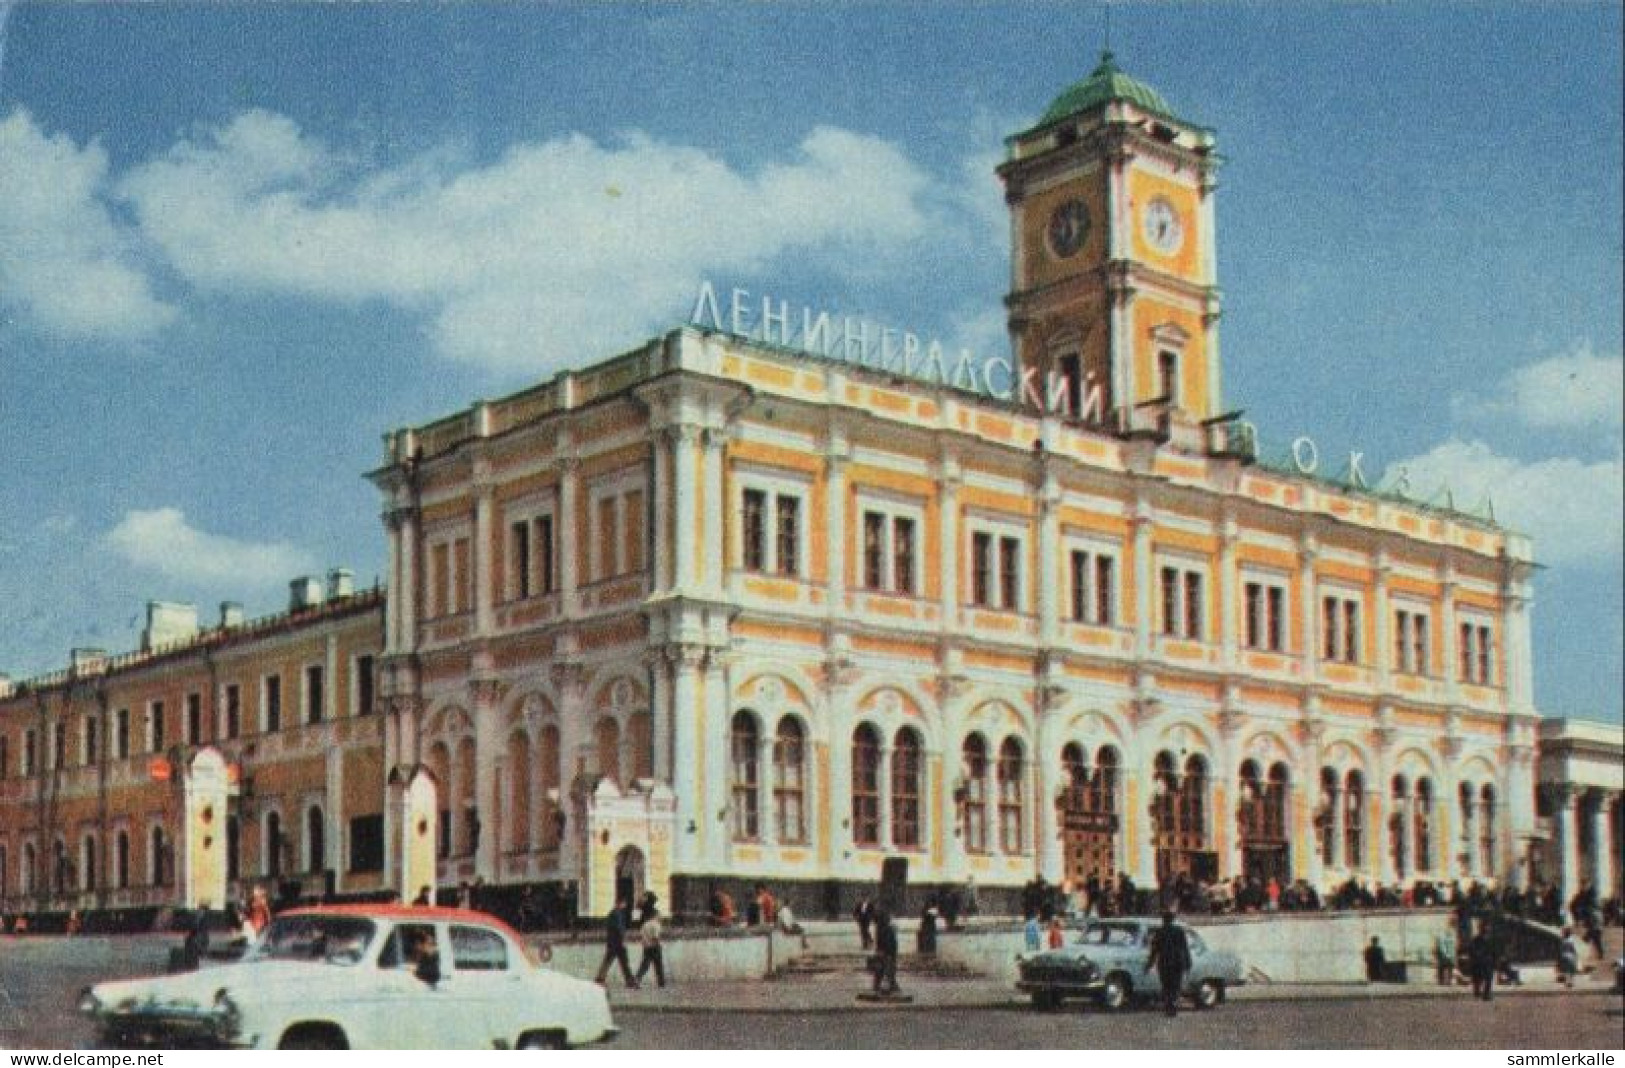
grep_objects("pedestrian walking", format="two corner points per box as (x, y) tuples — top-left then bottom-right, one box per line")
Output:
(1024, 914), (1041, 952)
(917, 899), (939, 955)
(635, 906), (667, 988)
(1557, 927), (1580, 988)
(594, 897), (638, 988)
(246, 885), (272, 937)
(1466, 926), (1496, 1001)
(1434, 926), (1458, 985)
(1144, 911), (1192, 1017)
(1047, 916), (1065, 950)
(871, 910), (900, 995)
(854, 895), (875, 950)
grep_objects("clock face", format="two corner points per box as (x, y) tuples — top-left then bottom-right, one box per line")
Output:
(1046, 198), (1091, 259)
(1142, 197), (1184, 255)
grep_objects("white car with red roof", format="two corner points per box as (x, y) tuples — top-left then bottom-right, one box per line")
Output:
(80, 904), (618, 1050)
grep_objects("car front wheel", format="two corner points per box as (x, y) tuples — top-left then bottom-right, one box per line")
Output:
(1194, 978), (1223, 1010)
(1099, 973), (1132, 1011)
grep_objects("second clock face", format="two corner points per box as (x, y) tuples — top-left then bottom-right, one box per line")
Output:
(1046, 198), (1091, 259)
(1142, 197), (1184, 255)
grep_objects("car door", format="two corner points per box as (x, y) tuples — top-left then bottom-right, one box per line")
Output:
(367, 922), (450, 1049)
(444, 923), (523, 1047)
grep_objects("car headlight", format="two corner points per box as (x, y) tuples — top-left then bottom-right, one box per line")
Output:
(77, 988), (101, 1015)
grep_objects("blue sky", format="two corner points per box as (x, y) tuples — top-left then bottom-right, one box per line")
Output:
(0, 3), (1619, 723)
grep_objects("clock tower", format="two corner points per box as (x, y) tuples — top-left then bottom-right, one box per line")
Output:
(999, 53), (1223, 439)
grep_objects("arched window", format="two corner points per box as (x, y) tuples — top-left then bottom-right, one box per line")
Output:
(1320, 767), (1340, 867)
(508, 731), (532, 853)
(456, 736), (478, 856)
(1343, 770), (1365, 869)
(115, 831), (130, 890)
(1090, 747), (1119, 815)
(538, 724), (561, 850)
(730, 712), (761, 841)
(150, 825), (167, 886)
(306, 805), (326, 874)
(1265, 763), (1290, 842)
(594, 717), (621, 787)
(1389, 775), (1409, 879)
(773, 718), (806, 844)
(265, 812), (283, 878)
(1180, 755), (1208, 842)
(1239, 760), (1264, 842)
(1062, 742), (1088, 800)
(997, 737), (1025, 854)
(891, 728), (922, 849)
(1479, 784), (1497, 878)
(960, 734), (989, 853)
(852, 724), (881, 846)
(1414, 778), (1434, 873)
(426, 742), (451, 860)
(81, 834), (97, 891)
(1458, 782), (1476, 874)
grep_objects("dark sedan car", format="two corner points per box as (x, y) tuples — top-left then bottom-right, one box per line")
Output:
(1016, 918), (1245, 1011)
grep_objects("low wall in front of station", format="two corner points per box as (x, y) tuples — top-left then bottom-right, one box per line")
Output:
(529, 925), (805, 983)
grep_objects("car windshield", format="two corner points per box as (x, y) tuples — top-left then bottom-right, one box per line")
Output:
(1078, 924), (1143, 947)
(249, 915), (377, 966)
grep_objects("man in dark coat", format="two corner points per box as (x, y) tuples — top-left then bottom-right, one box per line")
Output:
(593, 897), (638, 988)
(1144, 911), (1192, 1017)
(1363, 936), (1386, 982)
(1466, 926), (1496, 1001)
(871, 910), (900, 995)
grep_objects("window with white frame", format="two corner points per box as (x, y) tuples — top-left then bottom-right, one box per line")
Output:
(304, 664), (325, 724)
(1459, 618), (1494, 685)
(1243, 575), (1288, 652)
(262, 674), (283, 733)
(505, 499), (557, 601)
(736, 473), (807, 579)
(860, 498), (923, 596)
(1394, 606), (1430, 675)
(1068, 542), (1118, 626)
(425, 530), (472, 618)
(969, 522), (1025, 611)
(588, 474), (648, 582)
(146, 701), (166, 754)
(1159, 561), (1206, 639)
(82, 715), (98, 766)
(1321, 592), (1362, 663)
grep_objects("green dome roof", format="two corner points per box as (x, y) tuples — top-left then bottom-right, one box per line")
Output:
(1039, 51), (1176, 125)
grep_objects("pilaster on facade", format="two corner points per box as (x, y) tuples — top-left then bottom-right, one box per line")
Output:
(1217, 513), (1240, 672)
(555, 452), (582, 619)
(1297, 532), (1319, 687)
(1373, 551), (1393, 694)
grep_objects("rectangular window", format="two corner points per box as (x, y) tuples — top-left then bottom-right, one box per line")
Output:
(305, 664), (325, 724)
(971, 532), (993, 606)
(1322, 594), (1362, 663)
(347, 814), (385, 873)
(1476, 624), (1492, 685)
(892, 517), (915, 595)
(149, 701), (165, 753)
(774, 495), (798, 576)
(1070, 549), (1118, 626)
(356, 655), (376, 716)
(224, 685), (241, 740)
(83, 716), (98, 766)
(623, 489), (646, 574)
(185, 692), (203, 745)
(1414, 613), (1430, 675)
(509, 519), (531, 600)
(1161, 564), (1205, 639)
(1395, 609), (1430, 674)
(1394, 609), (1410, 670)
(998, 536), (1021, 610)
(264, 675), (282, 733)
(452, 537), (471, 612)
(52, 721), (65, 769)
(535, 515), (555, 594)
(597, 496), (617, 579)
(1243, 581), (1285, 652)
(429, 542), (450, 618)
(23, 729), (36, 776)
(863, 511), (885, 589)
(115, 710), (129, 759)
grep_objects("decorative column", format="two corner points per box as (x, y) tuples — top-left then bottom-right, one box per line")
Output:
(1373, 551), (1392, 693)
(1502, 558), (1537, 715)
(667, 647), (704, 871)
(757, 732), (777, 849)
(1217, 704), (1244, 882)
(1372, 708), (1395, 885)
(472, 468), (496, 636)
(1036, 468), (1061, 649)
(876, 739), (894, 852)
(384, 509), (404, 651)
(1440, 563), (1459, 703)
(1589, 793), (1614, 906)
(1298, 533), (1319, 686)
(1298, 710), (1325, 886)
(1035, 677), (1064, 883)
(701, 428), (727, 594)
(556, 454), (581, 616)
(826, 437), (849, 611)
(938, 458), (960, 624)
(470, 675), (502, 883)
(1555, 786), (1581, 900)
(1217, 514), (1239, 671)
(1131, 497), (1154, 659)
(650, 426), (673, 593)
(1504, 731), (1538, 887)
(701, 652), (731, 872)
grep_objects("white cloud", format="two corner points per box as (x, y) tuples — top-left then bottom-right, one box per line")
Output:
(1453, 343), (1624, 432)
(1383, 439), (1622, 567)
(118, 112), (936, 374)
(0, 109), (176, 341)
(106, 507), (314, 587)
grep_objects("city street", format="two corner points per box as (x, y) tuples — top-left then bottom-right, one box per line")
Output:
(1, 935), (1619, 1050)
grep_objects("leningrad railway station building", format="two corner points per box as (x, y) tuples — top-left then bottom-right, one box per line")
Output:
(2, 56), (1618, 923)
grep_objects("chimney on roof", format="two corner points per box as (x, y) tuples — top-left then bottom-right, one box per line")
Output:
(289, 576), (324, 612)
(219, 602), (244, 629)
(327, 567), (355, 601)
(0, 674), (12, 700)
(142, 601), (198, 651)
